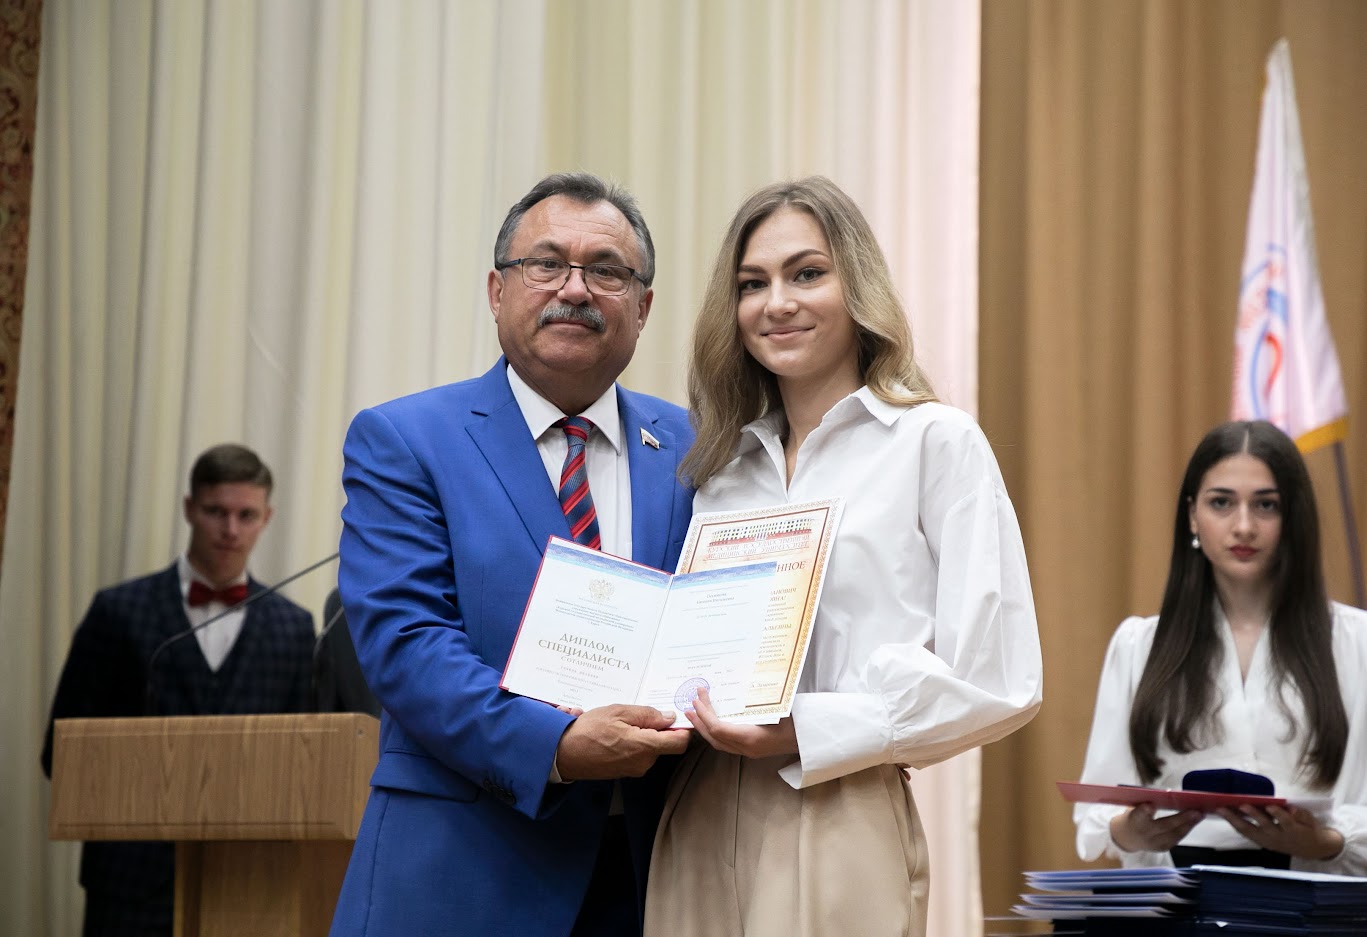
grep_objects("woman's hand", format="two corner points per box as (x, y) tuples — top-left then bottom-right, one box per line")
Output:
(1215, 805), (1345, 861)
(1109, 804), (1203, 853)
(685, 687), (798, 758)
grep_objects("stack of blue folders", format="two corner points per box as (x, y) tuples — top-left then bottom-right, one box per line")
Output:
(998, 865), (1367, 935)
(1192, 865), (1367, 934)
(1002, 867), (1198, 936)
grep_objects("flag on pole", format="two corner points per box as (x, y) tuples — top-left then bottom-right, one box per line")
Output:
(1230, 39), (1347, 453)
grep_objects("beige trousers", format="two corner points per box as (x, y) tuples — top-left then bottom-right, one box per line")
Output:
(645, 745), (930, 937)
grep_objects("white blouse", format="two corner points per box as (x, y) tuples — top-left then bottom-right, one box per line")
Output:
(1075, 602), (1367, 875)
(695, 388), (1043, 789)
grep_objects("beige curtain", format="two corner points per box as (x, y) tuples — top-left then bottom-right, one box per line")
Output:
(979, 0), (1367, 918)
(1, 2), (984, 934)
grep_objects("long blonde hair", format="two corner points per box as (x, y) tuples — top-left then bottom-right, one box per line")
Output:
(682, 176), (937, 487)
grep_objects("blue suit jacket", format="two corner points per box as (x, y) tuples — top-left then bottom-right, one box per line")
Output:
(41, 563), (314, 931)
(331, 361), (695, 937)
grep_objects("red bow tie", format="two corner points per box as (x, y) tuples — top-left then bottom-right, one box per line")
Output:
(187, 581), (249, 608)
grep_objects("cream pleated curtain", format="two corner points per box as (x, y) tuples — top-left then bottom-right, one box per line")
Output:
(0, 2), (982, 934)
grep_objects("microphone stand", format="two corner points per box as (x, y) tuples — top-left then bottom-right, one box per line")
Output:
(310, 599), (349, 710)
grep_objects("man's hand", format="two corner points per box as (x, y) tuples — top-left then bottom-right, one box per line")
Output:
(555, 704), (690, 780)
(685, 687), (798, 759)
(1109, 803), (1203, 853)
(1215, 804), (1345, 861)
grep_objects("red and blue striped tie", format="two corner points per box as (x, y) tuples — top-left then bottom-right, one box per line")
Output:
(556, 416), (601, 550)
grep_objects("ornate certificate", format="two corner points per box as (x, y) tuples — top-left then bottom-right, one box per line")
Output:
(674, 498), (843, 723)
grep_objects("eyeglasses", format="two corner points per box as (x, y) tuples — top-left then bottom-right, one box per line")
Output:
(497, 257), (647, 296)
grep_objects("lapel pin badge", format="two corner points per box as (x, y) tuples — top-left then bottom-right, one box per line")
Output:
(640, 427), (660, 450)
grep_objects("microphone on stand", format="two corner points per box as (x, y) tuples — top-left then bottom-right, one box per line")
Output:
(311, 588), (381, 716)
(315, 593), (349, 651)
(143, 552), (339, 715)
(310, 596), (348, 707)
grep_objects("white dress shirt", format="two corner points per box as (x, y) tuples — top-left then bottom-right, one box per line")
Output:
(696, 388), (1043, 789)
(1075, 601), (1367, 875)
(507, 365), (632, 559)
(508, 365), (633, 803)
(178, 554), (249, 672)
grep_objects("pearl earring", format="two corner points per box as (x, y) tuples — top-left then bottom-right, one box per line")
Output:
(1191, 534), (1200, 549)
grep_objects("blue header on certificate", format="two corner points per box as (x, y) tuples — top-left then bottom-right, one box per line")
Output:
(543, 537), (672, 587)
(673, 561), (778, 589)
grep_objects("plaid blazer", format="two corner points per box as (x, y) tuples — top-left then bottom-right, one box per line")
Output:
(41, 563), (314, 936)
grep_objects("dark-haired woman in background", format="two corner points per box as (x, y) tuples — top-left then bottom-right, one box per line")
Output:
(1075, 420), (1367, 873)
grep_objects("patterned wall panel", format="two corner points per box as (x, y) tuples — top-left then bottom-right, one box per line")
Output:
(0, 0), (41, 567)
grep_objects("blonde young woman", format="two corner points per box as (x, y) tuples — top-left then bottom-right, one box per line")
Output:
(644, 177), (1044, 936)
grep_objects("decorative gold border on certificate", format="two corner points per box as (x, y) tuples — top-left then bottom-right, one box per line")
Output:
(675, 497), (843, 719)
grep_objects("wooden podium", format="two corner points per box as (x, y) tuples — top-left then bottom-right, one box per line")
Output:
(49, 713), (379, 937)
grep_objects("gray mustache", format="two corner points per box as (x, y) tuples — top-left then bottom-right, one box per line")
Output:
(538, 304), (605, 332)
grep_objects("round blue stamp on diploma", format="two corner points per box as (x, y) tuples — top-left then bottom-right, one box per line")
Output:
(674, 677), (710, 712)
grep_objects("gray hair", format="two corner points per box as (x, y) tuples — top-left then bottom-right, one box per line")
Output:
(493, 172), (656, 287)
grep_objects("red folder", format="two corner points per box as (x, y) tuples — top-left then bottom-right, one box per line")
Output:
(1057, 780), (1330, 813)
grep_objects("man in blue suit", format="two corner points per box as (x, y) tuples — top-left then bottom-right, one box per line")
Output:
(41, 443), (315, 937)
(330, 173), (695, 937)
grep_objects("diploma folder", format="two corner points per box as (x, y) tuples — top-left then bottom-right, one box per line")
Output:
(500, 537), (780, 726)
(1057, 780), (1331, 814)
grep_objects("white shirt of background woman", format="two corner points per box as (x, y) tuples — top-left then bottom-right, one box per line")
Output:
(1075, 602), (1367, 875)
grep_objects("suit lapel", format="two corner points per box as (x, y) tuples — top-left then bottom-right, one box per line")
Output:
(622, 391), (682, 571)
(150, 565), (192, 640)
(466, 362), (568, 554)
(148, 566), (219, 715)
(224, 583), (294, 711)
(213, 579), (265, 701)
